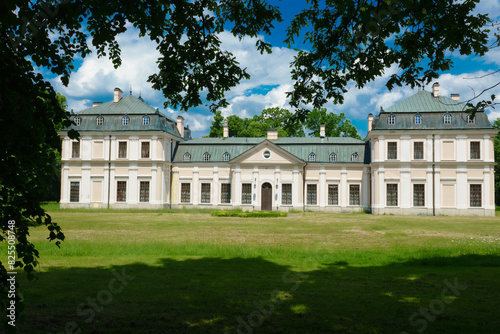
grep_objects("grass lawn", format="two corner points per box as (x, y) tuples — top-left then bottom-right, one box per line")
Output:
(2, 208), (500, 333)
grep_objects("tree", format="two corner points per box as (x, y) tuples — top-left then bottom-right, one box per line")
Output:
(0, 0), (281, 326)
(305, 108), (361, 139)
(208, 111), (224, 138)
(285, 0), (493, 120)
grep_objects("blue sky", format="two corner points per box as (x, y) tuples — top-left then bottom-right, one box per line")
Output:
(52, 0), (500, 138)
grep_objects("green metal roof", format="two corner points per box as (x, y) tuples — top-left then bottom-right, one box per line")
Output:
(385, 90), (465, 113)
(173, 137), (368, 164)
(63, 95), (192, 140)
(76, 95), (161, 115)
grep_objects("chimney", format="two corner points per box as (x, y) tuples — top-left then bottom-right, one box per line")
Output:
(451, 94), (460, 102)
(320, 123), (326, 138)
(176, 116), (185, 138)
(114, 87), (123, 103)
(93, 102), (103, 107)
(367, 113), (373, 132)
(432, 82), (440, 98)
(223, 119), (229, 138)
(267, 129), (278, 140)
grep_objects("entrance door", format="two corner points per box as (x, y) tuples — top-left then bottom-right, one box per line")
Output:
(261, 183), (272, 211)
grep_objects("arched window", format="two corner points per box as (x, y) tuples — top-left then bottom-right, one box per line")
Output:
(467, 115), (475, 124)
(388, 114), (395, 125)
(74, 117), (81, 126)
(329, 153), (337, 162)
(122, 116), (129, 126)
(143, 116), (150, 125)
(203, 152), (211, 161)
(96, 116), (104, 126)
(414, 115), (421, 124)
(308, 153), (316, 162)
(444, 114), (452, 124)
(183, 153), (191, 162)
(223, 152), (230, 162)
(351, 152), (359, 162)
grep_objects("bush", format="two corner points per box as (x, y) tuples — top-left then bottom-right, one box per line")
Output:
(211, 211), (287, 218)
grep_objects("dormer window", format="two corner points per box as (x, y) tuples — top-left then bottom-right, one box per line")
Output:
(308, 153), (316, 162)
(96, 116), (104, 126)
(388, 114), (395, 125)
(122, 116), (129, 126)
(183, 153), (191, 162)
(143, 116), (150, 126)
(414, 115), (421, 125)
(203, 152), (211, 162)
(329, 153), (337, 162)
(351, 153), (359, 162)
(223, 152), (230, 162)
(74, 116), (81, 126)
(467, 115), (475, 124)
(444, 114), (451, 124)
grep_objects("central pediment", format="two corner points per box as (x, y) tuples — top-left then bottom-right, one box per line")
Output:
(230, 140), (305, 165)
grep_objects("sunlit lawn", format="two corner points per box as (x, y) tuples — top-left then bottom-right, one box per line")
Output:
(3, 208), (500, 333)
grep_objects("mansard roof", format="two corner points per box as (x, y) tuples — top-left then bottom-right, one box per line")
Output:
(385, 90), (465, 113)
(173, 137), (369, 164)
(65, 95), (191, 140)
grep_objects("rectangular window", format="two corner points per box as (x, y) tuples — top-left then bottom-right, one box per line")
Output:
(221, 184), (231, 204)
(72, 141), (80, 158)
(282, 184), (292, 205)
(349, 184), (360, 205)
(181, 183), (190, 203)
(387, 142), (397, 160)
(328, 184), (338, 205)
(139, 181), (149, 202)
(70, 181), (79, 202)
(141, 142), (150, 158)
(386, 184), (398, 206)
(470, 184), (482, 207)
(470, 141), (480, 159)
(201, 183), (211, 204)
(307, 184), (317, 205)
(413, 184), (425, 207)
(242, 183), (252, 205)
(118, 141), (127, 158)
(117, 181), (127, 202)
(414, 142), (424, 160)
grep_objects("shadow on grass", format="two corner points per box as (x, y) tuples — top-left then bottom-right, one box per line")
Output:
(16, 255), (500, 334)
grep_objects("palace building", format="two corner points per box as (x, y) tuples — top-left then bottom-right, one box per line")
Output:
(59, 83), (497, 216)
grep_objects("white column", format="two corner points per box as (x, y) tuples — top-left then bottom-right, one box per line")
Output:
(378, 136), (385, 161)
(82, 136), (92, 160)
(213, 166), (219, 206)
(129, 164), (138, 204)
(341, 167), (347, 208)
(484, 166), (492, 209)
(274, 166), (280, 210)
(401, 135), (411, 162)
(362, 167), (369, 210)
(401, 166), (411, 208)
(150, 164), (156, 205)
(234, 166), (241, 206)
(253, 166), (259, 208)
(319, 167), (326, 208)
(293, 167), (299, 208)
(434, 167), (441, 210)
(426, 166), (433, 210)
(378, 167), (385, 208)
(172, 167), (179, 205)
(434, 135), (441, 163)
(193, 167), (199, 205)
(457, 165), (467, 209)
(151, 136), (158, 160)
(483, 135), (491, 161)
(130, 136), (139, 160)
(426, 135), (433, 163)
(457, 135), (467, 162)
(61, 165), (69, 203)
(81, 164), (91, 204)
(109, 166), (116, 204)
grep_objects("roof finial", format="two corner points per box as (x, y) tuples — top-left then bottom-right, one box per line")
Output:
(130, 84), (132, 96)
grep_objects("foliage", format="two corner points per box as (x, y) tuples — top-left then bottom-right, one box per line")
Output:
(211, 210), (287, 217)
(0, 0), (281, 327)
(209, 107), (361, 138)
(305, 108), (361, 139)
(285, 0), (492, 120)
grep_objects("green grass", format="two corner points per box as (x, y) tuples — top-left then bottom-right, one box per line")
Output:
(2, 209), (500, 333)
